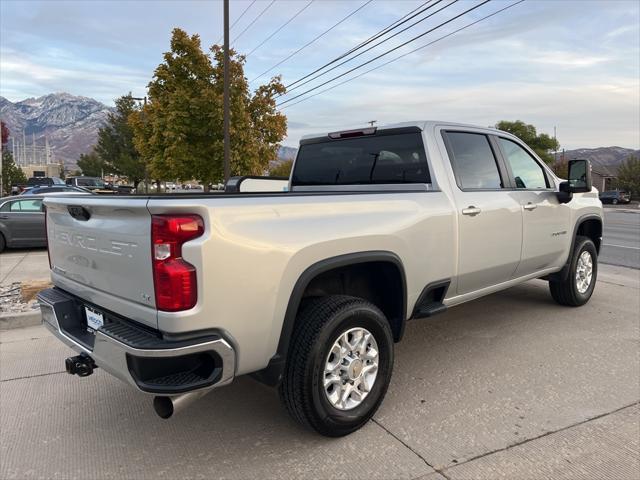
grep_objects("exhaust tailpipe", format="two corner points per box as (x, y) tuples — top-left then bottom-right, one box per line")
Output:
(153, 390), (211, 419)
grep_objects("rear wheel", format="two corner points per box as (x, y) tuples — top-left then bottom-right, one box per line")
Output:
(279, 295), (394, 437)
(612, 198), (618, 205)
(549, 236), (597, 306)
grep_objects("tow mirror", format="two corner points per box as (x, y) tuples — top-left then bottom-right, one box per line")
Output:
(557, 159), (592, 203)
(567, 159), (592, 193)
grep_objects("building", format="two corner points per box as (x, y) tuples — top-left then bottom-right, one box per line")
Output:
(11, 131), (61, 178)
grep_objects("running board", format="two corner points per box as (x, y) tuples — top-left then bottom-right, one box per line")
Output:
(411, 279), (450, 320)
(413, 302), (448, 319)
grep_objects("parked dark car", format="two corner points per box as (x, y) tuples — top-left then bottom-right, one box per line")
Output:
(0, 196), (46, 253)
(65, 176), (109, 190)
(26, 177), (65, 187)
(599, 190), (631, 204)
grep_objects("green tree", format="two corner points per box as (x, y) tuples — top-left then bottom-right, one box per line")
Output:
(617, 156), (640, 197)
(269, 159), (293, 177)
(130, 28), (286, 190)
(496, 120), (560, 164)
(95, 94), (147, 188)
(2, 151), (27, 193)
(76, 151), (105, 177)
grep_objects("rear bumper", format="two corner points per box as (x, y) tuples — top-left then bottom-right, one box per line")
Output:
(37, 288), (236, 394)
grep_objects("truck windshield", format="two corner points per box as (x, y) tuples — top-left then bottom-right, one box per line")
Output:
(292, 131), (430, 186)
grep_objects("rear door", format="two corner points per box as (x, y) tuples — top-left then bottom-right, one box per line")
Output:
(441, 130), (523, 295)
(0, 199), (45, 244)
(494, 136), (570, 276)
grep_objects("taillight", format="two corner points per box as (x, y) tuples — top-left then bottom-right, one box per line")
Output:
(151, 215), (204, 312)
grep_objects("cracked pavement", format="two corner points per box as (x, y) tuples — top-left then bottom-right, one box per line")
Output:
(1, 263), (638, 479)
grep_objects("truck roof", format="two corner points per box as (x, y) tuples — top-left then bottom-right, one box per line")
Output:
(300, 120), (502, 141)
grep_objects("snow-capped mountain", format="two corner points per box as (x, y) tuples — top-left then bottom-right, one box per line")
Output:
(0, 93), (112, 167)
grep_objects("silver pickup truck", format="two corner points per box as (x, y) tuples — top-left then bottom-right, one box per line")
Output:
(38, 121), (603, 437)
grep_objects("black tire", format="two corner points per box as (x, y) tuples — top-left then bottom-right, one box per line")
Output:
(0, 233), (5, 253)
(612, 198), (618, 205)
(549, 236), (598, 306)
(279, 295), (394, 437)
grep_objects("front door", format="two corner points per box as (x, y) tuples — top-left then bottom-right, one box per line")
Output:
(495, 137), (571, 275)
(441, 130), (523, 295)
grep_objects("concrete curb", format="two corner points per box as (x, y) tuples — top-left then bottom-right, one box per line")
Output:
(0, 310), (42, 331)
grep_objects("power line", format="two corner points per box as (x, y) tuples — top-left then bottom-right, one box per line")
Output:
(249, 0), (374, 84)
(232, 0), (277, 45)
(245, 0), (315, 59)
(277, 0), (492, 107)
(216, 0), (257, 44)
(338, 1), (433, 60)
(284, 0), (458, 94)
(279, 0), (526, 110)
(285, 0), (439, 90)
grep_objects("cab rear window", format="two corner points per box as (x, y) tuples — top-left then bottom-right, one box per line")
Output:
(292, 131), (430, 186)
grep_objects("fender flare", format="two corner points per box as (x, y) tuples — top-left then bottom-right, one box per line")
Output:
(551, 213), (603, 282)
(252, 251), (407, 386)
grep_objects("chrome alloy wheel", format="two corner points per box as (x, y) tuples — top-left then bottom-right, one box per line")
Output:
(575, 250), (593, 294)
(323, 327), (379, 410)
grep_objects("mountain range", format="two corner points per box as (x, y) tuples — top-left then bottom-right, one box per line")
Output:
(0, 93), (112, 167)
(1, 93), (637, 172)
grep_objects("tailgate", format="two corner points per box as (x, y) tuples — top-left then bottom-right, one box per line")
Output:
(45, 196), (157, 326)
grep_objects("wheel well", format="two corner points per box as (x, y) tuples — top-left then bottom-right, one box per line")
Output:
(301, 261), (405, 342)
(577, 218), (602, 253)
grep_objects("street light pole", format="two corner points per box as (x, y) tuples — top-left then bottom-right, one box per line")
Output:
(223, 0), (231, 183)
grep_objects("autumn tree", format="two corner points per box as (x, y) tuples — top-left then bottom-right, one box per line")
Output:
(496, 120), (560, 164)
(1, 121), (8, 145)
(77, 152), (105, 177)
(617, 156), (640, 197)
(95, 94), (147, 188)
(130, 28), (286, 189)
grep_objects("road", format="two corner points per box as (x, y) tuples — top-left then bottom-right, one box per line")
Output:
(1, 263), (638, 479)
(601, 208), (640, 269)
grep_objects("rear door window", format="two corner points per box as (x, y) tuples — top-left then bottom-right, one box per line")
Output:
(443, 132), (503, 189)
(10, 200), (43, 212)
(292, 131), (430, 186)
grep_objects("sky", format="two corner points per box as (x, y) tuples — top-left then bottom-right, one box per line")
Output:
(1, 0), (639, 149)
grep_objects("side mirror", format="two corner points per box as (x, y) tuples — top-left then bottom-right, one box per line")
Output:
(567, 159), (592, 193)
(557, 159), (592, 203)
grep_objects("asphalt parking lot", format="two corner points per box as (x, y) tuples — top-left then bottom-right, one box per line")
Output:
(0, 266), (638, 479)
(0, 207), (639, 479)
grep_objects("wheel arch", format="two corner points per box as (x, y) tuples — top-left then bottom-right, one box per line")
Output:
(551, 213), (603, 282)
(252, 251), (407, 386)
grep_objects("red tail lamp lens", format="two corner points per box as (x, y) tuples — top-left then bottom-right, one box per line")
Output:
(151, 215), (204, 311)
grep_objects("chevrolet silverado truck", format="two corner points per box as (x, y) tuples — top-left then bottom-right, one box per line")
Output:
(38, 121), (603, 437)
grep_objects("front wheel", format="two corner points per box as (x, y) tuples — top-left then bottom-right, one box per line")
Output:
(549, 236), (598, 306)
(612, 198), (618, 205)
(279, 295), (394, 437)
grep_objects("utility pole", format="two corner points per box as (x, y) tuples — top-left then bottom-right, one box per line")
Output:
(223, 0), (231, 183)
(368, 120), (377, 127)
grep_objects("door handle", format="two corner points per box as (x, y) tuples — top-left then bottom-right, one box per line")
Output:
(462, 206), (481, 216)
(523, 202), (537, 211)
